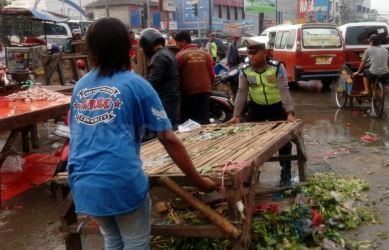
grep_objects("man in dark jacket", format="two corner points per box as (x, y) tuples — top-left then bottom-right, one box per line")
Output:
(139, 28), (180, 127)
(174, 31), (215, 124)
(227, 35), (241, 68)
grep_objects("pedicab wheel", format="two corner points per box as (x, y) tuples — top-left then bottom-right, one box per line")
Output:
(335, 68), (353, 108)
(370, 80), (385, 118)
(335, 81), (348, 108)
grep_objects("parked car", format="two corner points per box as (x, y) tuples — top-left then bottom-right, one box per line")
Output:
(39, 22), (72, 47)
(338, 22), (389, 71)
(259, 23), (345, 87)
(192, 38), (227, 60)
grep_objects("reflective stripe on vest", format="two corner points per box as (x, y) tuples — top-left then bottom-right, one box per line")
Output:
(243, 66), (281, 105)
(210, 42), (217, 58)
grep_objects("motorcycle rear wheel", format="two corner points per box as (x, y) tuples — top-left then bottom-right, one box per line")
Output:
(209, 102), (233, 123)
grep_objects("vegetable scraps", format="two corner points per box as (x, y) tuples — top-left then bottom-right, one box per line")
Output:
(152, 173), (382, 250)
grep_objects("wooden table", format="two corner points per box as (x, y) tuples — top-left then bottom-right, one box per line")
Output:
(0, 96), (70, 163)
(54, 121), (307, 250)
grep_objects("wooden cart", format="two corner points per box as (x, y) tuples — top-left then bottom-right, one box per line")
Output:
(54, 120), (307, 250)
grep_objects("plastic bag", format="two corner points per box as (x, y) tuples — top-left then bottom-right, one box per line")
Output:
(178, 119), (201, 133)
(297, 80), (322, 92)
(1, 155), (25, 173)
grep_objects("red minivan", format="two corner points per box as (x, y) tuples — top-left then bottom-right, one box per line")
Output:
(261, 23), (345, 87)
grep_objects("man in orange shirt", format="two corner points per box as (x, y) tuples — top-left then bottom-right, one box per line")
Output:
(174, 31), (215, 124)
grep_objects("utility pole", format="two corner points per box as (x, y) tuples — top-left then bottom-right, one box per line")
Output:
(275, 0), (278, 25)
(195, 1), (200, 38)
(208, 0), (212, 34)
(147, 0), (150, 27)
(79, 0), (83, 21)
(258, 13), (264, 34)
(104, 0), (110, 17)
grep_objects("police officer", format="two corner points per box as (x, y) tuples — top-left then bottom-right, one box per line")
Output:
(228, 36), (296, 187)
(206, 32), (218, 62)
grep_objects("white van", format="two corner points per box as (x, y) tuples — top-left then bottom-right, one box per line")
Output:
(260, 23), (345, 87)
(338, 22), (389, 71)
(40, 22), (72, 47)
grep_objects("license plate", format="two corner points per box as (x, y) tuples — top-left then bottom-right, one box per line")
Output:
(316, 56), (332, 64)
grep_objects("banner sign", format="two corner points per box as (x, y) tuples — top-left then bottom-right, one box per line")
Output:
(244, 0), (276, 13)
(297, 0), (314, 19)
(161, 21), (178, 30)
(161, 0), (176, 12)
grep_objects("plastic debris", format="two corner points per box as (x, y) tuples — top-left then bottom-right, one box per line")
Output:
(177, 119), (201, 133)
(360, 133), (379, 143)
(1, 154), (25, 173)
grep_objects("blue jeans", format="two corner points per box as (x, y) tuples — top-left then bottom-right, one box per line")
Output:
(92, 194), (151, 250)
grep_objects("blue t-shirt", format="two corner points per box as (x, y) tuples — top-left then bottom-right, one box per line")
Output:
(68, 69), (171, 216)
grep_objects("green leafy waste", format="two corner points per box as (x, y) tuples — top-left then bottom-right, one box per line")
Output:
(152, 173), (382, 249)
(184, 125), (253, 141)
(252, 173), (380, 249)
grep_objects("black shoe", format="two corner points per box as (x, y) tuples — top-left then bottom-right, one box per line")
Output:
(279, 170), (292, 187)
(279, 179), (292, 187)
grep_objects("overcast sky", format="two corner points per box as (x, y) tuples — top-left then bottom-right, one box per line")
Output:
(370, 0), (389, 12)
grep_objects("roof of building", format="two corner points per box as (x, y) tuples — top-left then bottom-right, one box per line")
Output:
(85, 0), (158, 9)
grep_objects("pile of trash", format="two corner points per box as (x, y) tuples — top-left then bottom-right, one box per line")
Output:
(152, 173), (381, 249)
(252, 172), (380, 249)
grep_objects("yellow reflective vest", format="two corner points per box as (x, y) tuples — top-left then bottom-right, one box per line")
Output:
(243, 65), (281, 105)
(210, 42), (217, 58)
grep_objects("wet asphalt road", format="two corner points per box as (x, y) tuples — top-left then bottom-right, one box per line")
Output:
(1, 86), (389, 250)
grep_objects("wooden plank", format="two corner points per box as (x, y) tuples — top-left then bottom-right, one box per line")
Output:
(0, 99), (70, 131)
(61, 53), (89, 60)
(293, 132), (308, 181)
(200, 123), (278, 168)
(144, 123), (276, 176)
(151, 224), (229, 239)
(142, 122), (301, 177)
(67, 223), (230, 239)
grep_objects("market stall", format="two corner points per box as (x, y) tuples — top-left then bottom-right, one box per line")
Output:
(0, 5), (69, 85)
(54, 120), (307, 250)
(0, 89), (69, 155)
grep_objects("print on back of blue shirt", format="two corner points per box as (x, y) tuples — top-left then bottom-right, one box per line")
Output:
(68, 69), (171, 216)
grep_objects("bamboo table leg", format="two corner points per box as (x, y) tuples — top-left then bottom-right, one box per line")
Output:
(30, 124), (39, 149)
(229, 161), (259, 250)
(293, 132), (307, 182)
(55, 184), (82, 250)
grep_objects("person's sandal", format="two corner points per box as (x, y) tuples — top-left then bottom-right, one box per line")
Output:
(360, 90), (369, 96)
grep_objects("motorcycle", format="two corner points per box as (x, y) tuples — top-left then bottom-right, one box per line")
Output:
(209, 65), (244, 123)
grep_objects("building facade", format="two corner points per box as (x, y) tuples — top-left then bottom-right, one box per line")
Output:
(82, 0), (301, 35)
(85, 0), (168, 30)
(330, 0), (372, 25)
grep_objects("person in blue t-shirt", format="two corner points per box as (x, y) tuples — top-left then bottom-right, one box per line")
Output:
(68, 18), (216, 250)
